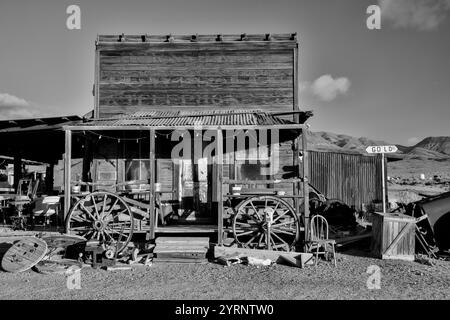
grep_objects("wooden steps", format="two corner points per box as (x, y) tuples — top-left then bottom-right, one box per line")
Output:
(155, 225), (217, 233)
(153, 237), (210, 264)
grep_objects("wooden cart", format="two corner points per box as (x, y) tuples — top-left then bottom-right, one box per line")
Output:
(65, 176), (324, 253)
(65, 181), (155, 253)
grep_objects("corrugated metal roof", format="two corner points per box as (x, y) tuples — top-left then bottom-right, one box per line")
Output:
(0, 115), (83, 133)
(75, 109), (310, 128)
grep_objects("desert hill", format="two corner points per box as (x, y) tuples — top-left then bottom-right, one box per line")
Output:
(309, 132), (450, 160)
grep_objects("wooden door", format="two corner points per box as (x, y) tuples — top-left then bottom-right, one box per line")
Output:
(177, 158), (211, 223)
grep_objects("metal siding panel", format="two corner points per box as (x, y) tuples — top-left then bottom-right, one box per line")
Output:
(309, 151), (382, 212)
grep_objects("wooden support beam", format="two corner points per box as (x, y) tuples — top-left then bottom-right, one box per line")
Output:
(147, 129), (156, 241)
(294, 137), (300, 224)
(65, 124), (308, 132)
(302, 128), (310, 245)
(217, 129), (224, 246)
(293, 44), (299, 117)
(64, 130), (72, 219)
(13, 153), (22, 191)
(223, 178), (303, 185)
(94, 45), (100, 118)
(45, 164), (54, 193)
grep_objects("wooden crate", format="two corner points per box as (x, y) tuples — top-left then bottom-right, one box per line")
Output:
(371, 212), (415, 261)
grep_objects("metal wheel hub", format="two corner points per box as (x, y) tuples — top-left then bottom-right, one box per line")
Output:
(93, 220), (105, 231)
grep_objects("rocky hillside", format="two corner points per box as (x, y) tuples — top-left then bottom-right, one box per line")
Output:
(309, 132), (450, 160)
(411, 136), (450, 155)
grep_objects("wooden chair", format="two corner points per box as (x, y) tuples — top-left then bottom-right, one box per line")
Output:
(16, 179), (32, 198)
(307, 215), (337, 267)
(32, 196), (61, 228)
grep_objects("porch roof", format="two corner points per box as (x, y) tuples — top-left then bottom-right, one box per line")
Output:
(64, 109), (312, 131)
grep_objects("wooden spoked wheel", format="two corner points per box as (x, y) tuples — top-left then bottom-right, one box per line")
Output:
(65, 191), (134, 253)
(232, 196), (300, 251)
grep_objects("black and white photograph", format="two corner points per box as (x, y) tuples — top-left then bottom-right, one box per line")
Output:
(0, 0), (449, 309)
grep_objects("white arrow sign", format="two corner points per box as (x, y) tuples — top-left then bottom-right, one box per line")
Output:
(365, 145), (398, 214)
(365, 145), (398, 154)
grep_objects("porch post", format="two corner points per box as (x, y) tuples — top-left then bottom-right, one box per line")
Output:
(148, 129), (156, 241)
(45, 163), (54, 193)
(217, 129), (224, 246)
(64, 129), (72, 220)
(294, 137), (300, 220)
(13, 152), (22, 191)
(302, 127), (310, 245)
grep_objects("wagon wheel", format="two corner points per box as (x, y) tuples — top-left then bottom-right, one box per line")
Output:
(232, 196), (300, 251)
(65, 191), (134, 253)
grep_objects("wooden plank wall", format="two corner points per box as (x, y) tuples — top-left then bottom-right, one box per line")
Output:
(96, 42), (297, 118)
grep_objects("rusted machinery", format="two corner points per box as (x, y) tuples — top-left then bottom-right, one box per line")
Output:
(404, 191), (450, 253)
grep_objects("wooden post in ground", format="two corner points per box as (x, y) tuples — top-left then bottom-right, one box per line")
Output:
(294, 137), (300, 221)
(302, 128), (310, 246)
(217, 129), (224, 246)
(13, 152), (22, 192)
(45, 163), (54, 193)
(147, 129), (156, 241)
(64, 130), (72, 220)
(382, 152), (386, 213)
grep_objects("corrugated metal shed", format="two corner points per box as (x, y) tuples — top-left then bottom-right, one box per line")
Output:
(308, 150), (384, 211)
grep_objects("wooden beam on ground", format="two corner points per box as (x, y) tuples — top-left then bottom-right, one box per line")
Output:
(64, 130), (72, 220)
(213, 246), (313, 267)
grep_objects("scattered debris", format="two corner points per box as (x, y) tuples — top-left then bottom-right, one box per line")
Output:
(105, 265), (132, 271)
(277, 254), (313, 268)
(415, 255), (435, 266)
(1, 236), (48, 273)
(33, 258), (85, 275)
(335, 232), (372, 247)
(214, 246), (314, 268)
(216, 256), (242, 266)
(242, 256), (272, 267)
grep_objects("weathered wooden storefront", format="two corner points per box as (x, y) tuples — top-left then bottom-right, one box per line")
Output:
(62, 33), (313, 252)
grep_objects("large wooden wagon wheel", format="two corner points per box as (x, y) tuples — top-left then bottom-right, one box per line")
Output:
(232, 196), (300, 251)
(65, 191), (134, 254)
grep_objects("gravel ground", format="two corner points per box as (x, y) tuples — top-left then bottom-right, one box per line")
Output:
(1, 250), (449, 300)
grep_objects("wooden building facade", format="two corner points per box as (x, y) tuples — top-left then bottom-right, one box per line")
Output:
(94, 33), (299, 118)
(63, 34), (312, 249)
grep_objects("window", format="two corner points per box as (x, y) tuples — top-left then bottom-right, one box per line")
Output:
(125, 160), (150, 181)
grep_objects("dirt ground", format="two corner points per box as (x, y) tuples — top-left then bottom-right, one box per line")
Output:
(1, 249), (449, 300)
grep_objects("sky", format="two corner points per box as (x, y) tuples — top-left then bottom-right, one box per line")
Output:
(0, 0), (449, 145)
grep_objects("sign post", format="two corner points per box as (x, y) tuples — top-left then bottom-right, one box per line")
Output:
(365, 145), (398, 213)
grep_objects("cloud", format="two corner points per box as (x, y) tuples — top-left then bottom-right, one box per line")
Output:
(0, 93), (37, 119)
(379, 0), (450, 31)
(407, 137), (421, 145)
(308, 75), (351, 102)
